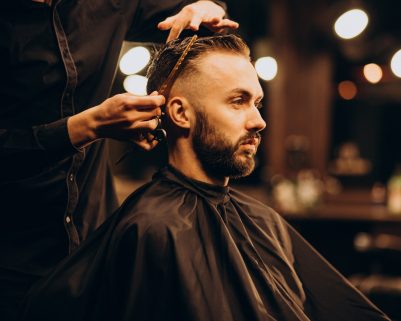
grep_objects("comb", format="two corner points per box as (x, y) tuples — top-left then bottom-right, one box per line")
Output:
(151, 35), (198, 142)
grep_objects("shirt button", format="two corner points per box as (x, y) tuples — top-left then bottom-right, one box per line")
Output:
(69, 174), (74, 181)
(65, 216), (71, 223)
(65, 92), (71, 99)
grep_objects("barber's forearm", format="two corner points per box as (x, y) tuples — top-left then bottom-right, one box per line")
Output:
(67, 93), (165, 150)
(67, 108), (98, 149)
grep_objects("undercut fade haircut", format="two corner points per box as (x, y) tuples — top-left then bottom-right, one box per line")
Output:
(146, 34), (250, 95)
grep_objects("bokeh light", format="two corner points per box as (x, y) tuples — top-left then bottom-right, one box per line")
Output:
(363, 63), (383, 84)
(255, 57), (278, 81)
(334, 9), (369, 39)
(119, 46), (151, 75)
(338, 80), (357, 100)
(390, 49), (401, 78)
(123, 75), (148, 95)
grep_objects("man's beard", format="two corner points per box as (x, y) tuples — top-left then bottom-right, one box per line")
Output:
(192, 110), (261, 179)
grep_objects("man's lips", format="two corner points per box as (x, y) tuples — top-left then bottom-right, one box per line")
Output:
(241, 137), (259, 147)
(239, 137), (260, 157)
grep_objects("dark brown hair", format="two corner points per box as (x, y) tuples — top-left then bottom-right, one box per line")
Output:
(146, 34), (250, 95)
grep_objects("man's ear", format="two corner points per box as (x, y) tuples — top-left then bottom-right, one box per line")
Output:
(166, 97), (193, 129)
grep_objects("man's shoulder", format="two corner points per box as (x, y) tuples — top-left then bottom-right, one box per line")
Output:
(111, 177), (203, 254)
(229, 187), (295, 256)
(229, 187), (281, 221)
(117, 177), (197, 230)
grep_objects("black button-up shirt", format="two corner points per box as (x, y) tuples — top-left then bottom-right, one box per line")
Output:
(0, 0), (212, 315)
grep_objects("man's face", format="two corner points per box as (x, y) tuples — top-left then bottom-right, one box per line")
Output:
(185, 52), (266, 179)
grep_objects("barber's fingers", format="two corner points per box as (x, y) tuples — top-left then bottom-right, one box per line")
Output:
(167, 25), (185, 43)
(188, 13), (203, 31)
(157, 2), (216, 42)
(201, 16), (220, 25)
(158, 14), (187, 43)
(157, 16), (176, 31)
(157, 1), (239, 42)
(159, 17), (239, 43)
(204, 18), (239, 32)
(129, 117), (160, 131)
(213, 18), (239, 29)
(161, 12), (204, 42)
(149, 90), (160, 97)
(158, 15), (183, 40)
(125, 109), (162, 123)
(133, 137), (159, 151)
(123, 94), (165, 111)
(130, 118), (161, 150)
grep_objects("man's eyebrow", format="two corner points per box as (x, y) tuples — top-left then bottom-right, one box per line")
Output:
(227, 88), (264, 100)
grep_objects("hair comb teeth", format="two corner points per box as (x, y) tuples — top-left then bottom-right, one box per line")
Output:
(158, 35), (198, 96)
(151, 35), (198, 142)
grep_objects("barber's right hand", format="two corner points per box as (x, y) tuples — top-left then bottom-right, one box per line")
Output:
(67, 92), (165, 150)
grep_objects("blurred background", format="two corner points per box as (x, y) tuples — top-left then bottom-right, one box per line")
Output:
(110, 1), (401, 318)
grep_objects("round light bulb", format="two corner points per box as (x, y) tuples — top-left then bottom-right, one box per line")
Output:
(255, 57), (278, 81)
(338, 80), (357, 100)
(363, 63), (382, 84)
(119, 46), (151, 75)
(123, 75), (148, 95)
(334, 9), (369, 40)
(390, 49), (401, 78)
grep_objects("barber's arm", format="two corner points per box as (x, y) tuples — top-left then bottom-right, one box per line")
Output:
(0, 92), (164, 180)
(158, 1), (238, 42)
(67, 92), (164, 151)
(126, 0), (237, 42)
(0, 119), (77, 180)
(0, 119), (75, 159)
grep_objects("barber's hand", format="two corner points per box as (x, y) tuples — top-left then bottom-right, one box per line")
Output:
(158, 1), (239, 42)
(129, 91), (165, 150)
(67, 92), (165, 151)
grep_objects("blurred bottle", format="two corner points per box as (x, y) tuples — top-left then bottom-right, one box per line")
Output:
(371, 182), (386, 204)
(387, 166), (401, 214)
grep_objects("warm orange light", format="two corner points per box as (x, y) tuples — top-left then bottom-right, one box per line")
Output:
(338, 80), (357, 100)
(363, 63), (383, 83)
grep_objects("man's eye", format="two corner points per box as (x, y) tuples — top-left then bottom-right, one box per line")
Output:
(232, 98), (244, 105)
(255, 101), (263, 109)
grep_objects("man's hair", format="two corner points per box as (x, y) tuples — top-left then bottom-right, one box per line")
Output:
(146, 34), (250, 95)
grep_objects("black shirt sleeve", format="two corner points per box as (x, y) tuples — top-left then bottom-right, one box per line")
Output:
(0, 118), (79, 180)
(33, 118), (79, 157)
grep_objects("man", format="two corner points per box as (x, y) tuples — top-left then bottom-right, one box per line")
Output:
(21, 35), (389, 321)
(0, 1), (238, 319)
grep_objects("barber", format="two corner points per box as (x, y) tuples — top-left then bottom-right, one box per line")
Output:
(0, 1), (238, 319)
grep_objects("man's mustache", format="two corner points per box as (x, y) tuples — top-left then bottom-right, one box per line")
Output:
(237, 132), (262, 147)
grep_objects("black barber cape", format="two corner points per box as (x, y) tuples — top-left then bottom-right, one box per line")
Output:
(21, 166), (389, 321)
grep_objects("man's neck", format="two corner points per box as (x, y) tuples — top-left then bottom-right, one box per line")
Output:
(168, 142), (229, 186)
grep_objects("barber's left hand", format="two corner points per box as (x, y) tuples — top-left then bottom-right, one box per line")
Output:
(158, 1), (239, 42)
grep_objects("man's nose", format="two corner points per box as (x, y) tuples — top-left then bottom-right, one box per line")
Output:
(246, 107), (266, 132)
